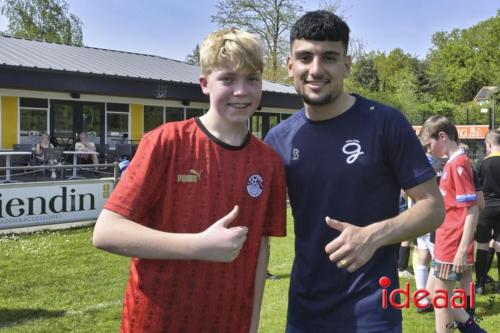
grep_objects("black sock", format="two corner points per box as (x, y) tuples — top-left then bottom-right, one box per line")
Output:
(466, 294), (475, 316)
(475, 249), (488, 283)
(486, 247), (495, 273)
(497, 252), (500, 281)
(398, 246), (410, 271)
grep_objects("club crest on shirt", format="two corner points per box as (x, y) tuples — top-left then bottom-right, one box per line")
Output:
(246, 174), (264, 198)
(457, 167), (464, 176)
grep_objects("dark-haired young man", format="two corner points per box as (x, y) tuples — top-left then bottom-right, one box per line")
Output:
(265, 11), (444, 333)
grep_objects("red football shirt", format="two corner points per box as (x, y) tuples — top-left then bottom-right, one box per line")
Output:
(104, 118), (286, 333)
(435, 149), (477, 263)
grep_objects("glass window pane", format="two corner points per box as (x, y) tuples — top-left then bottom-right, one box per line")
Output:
(53, 104), (75, 147)
(165, 107), (183, 123)
(186, 108), (204, 119)
(82, 104), (103, 144)
(251, 114), (263, 139)
(144, 106), (163, 132)
(20, 108), (47, 144)
(107, 113), (129, 147)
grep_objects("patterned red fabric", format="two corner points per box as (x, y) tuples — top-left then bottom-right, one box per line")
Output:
(104, 118), (286, 333)
(435, 151), (477, 264)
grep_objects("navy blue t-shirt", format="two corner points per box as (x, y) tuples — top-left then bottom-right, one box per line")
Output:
(265, 95), (435, 332)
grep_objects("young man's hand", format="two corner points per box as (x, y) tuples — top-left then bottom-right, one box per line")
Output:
(196, 206), (248, 262)
(324, 217), (378, 272)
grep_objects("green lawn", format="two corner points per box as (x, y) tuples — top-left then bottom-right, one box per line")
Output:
(1, 212), (499, 332)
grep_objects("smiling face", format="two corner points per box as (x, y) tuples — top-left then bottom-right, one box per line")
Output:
(288, 39), (351, 107)
(199, 63), (262, 124)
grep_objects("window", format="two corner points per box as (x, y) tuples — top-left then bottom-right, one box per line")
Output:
(186, 108), (204, 119)
(165, 107), (184, 123)
(106, 103), (129, 146)
(144, 106), (164, 132)
(19, 98), (49, 145)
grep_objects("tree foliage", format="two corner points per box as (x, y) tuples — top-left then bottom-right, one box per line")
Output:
(211, 0), (304, 82)
(0, 0), (83, 45)
(185, 44), (200, 65)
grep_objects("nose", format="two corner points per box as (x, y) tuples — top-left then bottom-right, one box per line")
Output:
(309, 56), (323, 77)
(233, 79), (249, 96)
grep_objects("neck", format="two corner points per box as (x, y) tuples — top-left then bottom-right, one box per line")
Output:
(304, 93), (355, 121)
(446, 142), (460, 158)
(199, 112), (248, 146)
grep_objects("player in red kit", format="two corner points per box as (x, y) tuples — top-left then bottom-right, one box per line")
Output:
(92, 28), (286, 333)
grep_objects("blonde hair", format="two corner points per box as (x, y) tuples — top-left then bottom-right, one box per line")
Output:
(200, 28), (264, 76)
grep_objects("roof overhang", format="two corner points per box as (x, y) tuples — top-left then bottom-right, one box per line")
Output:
(0, 65), (303, 109)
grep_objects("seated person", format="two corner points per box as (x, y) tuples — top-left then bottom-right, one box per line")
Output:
(75, 132), (99, 165)
(35, 133), (57, 179)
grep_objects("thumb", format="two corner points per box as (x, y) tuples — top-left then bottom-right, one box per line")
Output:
(325, 216), (347, 232)
(218, 205), (239, 228)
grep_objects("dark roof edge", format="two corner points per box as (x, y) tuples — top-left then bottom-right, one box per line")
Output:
(0, 66), (303, 109)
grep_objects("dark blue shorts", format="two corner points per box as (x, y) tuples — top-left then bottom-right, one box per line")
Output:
(285, 322), (402, 333)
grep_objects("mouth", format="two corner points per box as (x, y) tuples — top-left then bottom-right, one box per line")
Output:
(304, 79), (330, 88)
(228, 103), (252, 109)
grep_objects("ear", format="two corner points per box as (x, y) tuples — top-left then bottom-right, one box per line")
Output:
(287, 56), (294, 78)
(199, 75), (209, 95)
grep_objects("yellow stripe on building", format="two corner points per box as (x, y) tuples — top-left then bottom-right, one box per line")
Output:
(130, 104), (143, 142)
(1, 96), (18, 149)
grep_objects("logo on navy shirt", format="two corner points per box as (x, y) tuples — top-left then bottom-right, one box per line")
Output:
(246, 174), (264, 198)
(342, 140), (364, 164)
(292, 148), (300, 161)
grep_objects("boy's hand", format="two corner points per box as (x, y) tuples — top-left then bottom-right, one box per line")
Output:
(324, 217), (377, 273)
(453, 251), (467, 274)
(196, 206), (248, 262)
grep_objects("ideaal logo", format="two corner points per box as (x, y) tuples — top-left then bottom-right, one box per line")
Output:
(379, 276), (474, 310)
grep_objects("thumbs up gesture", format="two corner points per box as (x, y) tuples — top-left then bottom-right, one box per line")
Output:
(196, 206), (248, 262)
(324, 216), (377, 272)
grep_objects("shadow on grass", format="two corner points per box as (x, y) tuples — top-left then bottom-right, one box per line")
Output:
(0, 308), (65, 328)
(268, 273), (291, 280)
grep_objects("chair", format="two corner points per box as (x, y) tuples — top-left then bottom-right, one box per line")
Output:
(11, 144), (35, 178)
(115, 144), (133, 161)
(41, 147), (64, 179)
(95, 143), (110, 163)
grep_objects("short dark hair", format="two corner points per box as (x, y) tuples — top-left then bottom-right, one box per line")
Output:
(290, 10), (350, 53)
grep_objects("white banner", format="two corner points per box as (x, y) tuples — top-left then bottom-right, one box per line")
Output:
(0, 178), (115, 229)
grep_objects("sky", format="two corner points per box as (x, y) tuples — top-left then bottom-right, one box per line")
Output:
(0, 0), (498, 61)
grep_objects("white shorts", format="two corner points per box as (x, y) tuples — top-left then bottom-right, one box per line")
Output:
(416, 233), (434, 258)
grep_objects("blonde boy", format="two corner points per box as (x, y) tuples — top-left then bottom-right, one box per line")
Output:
(420, 115), (485, 333)
(93, 28), (286, 333)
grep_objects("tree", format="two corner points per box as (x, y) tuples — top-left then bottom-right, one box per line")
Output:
(185, 44), (200, 65)
(211, 0), (304, 81)
(0, 0), (83, 45)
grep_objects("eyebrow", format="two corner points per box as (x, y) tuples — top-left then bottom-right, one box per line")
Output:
(293, 50), (342, 57)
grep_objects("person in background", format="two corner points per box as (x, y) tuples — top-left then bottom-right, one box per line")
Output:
(75, 131), (99, 165)
(35, 132), (57, 179)
(420, 115), (485, 333)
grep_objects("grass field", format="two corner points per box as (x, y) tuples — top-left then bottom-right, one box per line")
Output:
(1, 213), (499, 332)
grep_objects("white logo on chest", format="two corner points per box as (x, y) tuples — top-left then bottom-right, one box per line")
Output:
(246, 174), (264, 198)
(292, 148), (300, 161)
(342, 140), (364, 164)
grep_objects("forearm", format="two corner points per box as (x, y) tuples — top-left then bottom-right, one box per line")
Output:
(93, 209), (199, 259)
(367, 182), (444, 248)
(457, 206), (479, 255)
(249, 237), (269, 333)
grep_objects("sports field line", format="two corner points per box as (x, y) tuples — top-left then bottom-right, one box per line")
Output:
(0, 299), (122, 329)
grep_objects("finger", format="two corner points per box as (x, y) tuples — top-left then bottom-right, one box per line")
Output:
(218, 205), (240, 228)
(325, 237), (342, 255)
(325, 216), (347, 232)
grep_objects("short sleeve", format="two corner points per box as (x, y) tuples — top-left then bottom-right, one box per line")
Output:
(104, 130), (167, 224)
(450, 158), (477, 208)
(382, 110), (435, 190)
